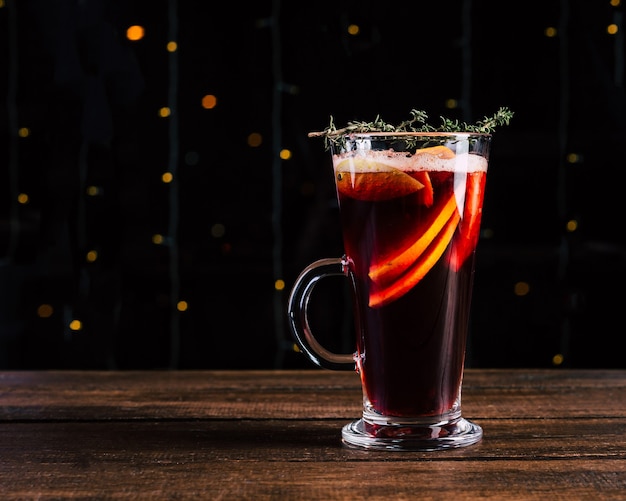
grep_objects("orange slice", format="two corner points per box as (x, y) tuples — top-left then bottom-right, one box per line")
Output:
(448, 171), (487, 272)
(410, 146), (454, 205)
(334, 158), (424, 201)
(369, 193), (458, 286)
(413, 171), (434, 207)
(369, 209), (460, 308)
(415, 145), (456, 159)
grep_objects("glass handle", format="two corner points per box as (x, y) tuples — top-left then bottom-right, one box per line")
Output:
(287, 257), (356, 371)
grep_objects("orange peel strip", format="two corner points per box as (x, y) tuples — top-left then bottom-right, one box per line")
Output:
(368, 193), (458, 286)
(369, 210), (461, 308)
(415, 145), (456, 159)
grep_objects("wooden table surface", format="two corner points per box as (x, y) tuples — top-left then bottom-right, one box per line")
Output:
(1, 369), (625, 500)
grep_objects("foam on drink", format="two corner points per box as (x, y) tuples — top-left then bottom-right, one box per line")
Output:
(333, 149), (488, 174)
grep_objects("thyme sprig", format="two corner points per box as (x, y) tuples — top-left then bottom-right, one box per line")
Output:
(309, 107), (514, 150)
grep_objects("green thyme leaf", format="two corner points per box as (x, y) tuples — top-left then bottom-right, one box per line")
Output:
(309, 107), (514, 150)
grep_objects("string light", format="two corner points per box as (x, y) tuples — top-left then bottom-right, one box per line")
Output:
(126, 25), (145, 41)
(166, 0), (181, 369)
(69, 319), (83, 331)
(514, 282), (530, 297)
(37, 304), (54, 318)
(612, 0), (623, 87)
(247, 132), (262, 147)
(552, 354), (564, 366)
(269, 0), (288, 368)
(201, 94), (217, 109)
(566, 152), (582, 163)
(347, 24), (360, 36)
(545, 26), (557, 37)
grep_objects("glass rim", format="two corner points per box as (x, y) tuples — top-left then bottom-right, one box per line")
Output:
(338, 131), (492, 139)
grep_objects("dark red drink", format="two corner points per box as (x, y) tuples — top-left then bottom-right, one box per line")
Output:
(332, 140), (488, 419)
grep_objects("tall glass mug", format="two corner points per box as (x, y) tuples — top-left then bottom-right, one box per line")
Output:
(288, 132), (491, 451)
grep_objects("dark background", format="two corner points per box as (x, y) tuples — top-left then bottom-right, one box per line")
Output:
(1, 0), (625, 370)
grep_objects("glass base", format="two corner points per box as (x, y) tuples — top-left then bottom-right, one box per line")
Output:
(341, 415), (482, 451)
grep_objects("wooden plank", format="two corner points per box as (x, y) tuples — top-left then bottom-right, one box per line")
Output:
(1, 370), (626, 421)
(1, 370), (626, 499)
(3, 461), (625, 501)
(2, 369), (626, 396)
(1, 421), (626, 499)
(2, 461), (626, 501)
(4, 369), (626, 392)
(2, 419), (626, 460)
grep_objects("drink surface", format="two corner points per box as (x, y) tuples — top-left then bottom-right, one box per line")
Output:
(332, 144), (488, 418)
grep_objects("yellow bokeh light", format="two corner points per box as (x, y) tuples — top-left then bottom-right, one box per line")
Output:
(18, 127), (30, 138)
(152, 234), (164, 245)
(275, 279), (285, 291)
(86, 185), (100, 196)
(514, 281), (530, 296)
(566, 219), (578, 232)
(159, 107), (171, 118)
(162, 172), (173, 183)
(37, 304), (54, 318)
(86, 250), (98, 263)
(347, 24), (360, 36)
(610, 0), (621, 6)
(607, 24), (619, 35)
(552, 353), (564, 366)
(545, 26), (557, 37)
(69, 319), (82, 331)
(280, 149), (292, 160)
(167, 41), (177, 52)
(177, 300), (188, 312)
(202, 94), (217, 109)
(445, 98), (458, 109)
(17, 193), (29, 204)
(127, 25), (145, 41)
(566, 153), (581, 163)
(247, 132), (262, 147)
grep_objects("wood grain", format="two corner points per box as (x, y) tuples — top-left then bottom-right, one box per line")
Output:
(1, 369), (625, 499)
